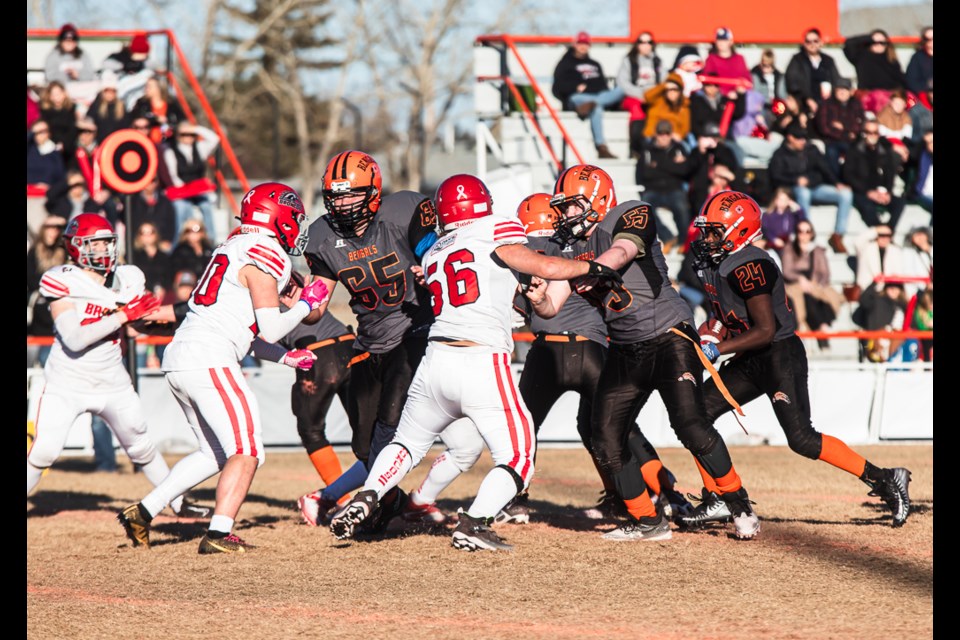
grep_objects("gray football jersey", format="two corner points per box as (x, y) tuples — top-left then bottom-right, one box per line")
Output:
(278, 309), (351, 351)
(303, 191), (437, 353)
(531, 235), (608, 345)
(577, 200), (692, 344)
(696, 244), (798, 342)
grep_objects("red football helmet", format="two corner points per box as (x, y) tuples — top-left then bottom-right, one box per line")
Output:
(516, 193), (557, 237)
(550, 164), (617, 245)
(63, 213), (118, 273)
(434, 174), (493, 232)
(321, 151), (382, 238)
(692, 190), (763, 265)
(239, 182), (307, 255)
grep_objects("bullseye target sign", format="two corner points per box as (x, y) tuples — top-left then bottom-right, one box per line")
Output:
(98, 130), (158, 194)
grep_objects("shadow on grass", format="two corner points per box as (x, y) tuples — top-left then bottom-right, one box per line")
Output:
(27, 490), (117, 517)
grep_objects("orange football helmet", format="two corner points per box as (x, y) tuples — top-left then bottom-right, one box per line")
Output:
(516, 193), (556, 237)
(321, 151), (382, 237)
(550, 164), (616, 245)
(692, 190), (763, 265)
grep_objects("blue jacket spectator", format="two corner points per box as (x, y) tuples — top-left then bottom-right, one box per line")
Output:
(905, 27), (933, 96)
(27, 121), (65, 187)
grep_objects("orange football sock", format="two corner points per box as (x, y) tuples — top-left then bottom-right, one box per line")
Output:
(640, 459), (664, 496)
(308, 446), (343, 487)
(624, 492), (657, 520)
(695, 458), (720, 493)
(713, 467), (743, 494)
(818, 435), (867, 477)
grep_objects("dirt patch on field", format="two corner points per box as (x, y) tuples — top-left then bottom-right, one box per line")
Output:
(27, 445), (933, 639)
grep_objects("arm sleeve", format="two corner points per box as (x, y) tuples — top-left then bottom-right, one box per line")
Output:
(724, 259), (779, 299)
(611, 205), (657, 258)
(250, 337), (288, 363)
(407, 197), (439, 258)
(54, 308), (124, 352)
(254, 304), (311, 344)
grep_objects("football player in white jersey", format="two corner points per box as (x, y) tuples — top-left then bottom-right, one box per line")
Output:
(330, 174), (623, 551)
(117, 183), (329, 554)
(27, 213), (208, 518)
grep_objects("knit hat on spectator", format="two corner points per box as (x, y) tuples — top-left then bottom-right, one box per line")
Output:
(575, 31), (591, 45)
(58, 23), (79, 42)
(715, 27), (734, 41)
(674, 45), (702, 69)
(130, 34), (150, 58)
(786, 123), (808, 139)
(835, 77), (853, 90)
(664, 72), (684, 91)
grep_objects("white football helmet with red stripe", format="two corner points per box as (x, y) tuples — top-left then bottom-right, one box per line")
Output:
(239, 182), (307, 256)
(63, 213), (118, 273)
(434, 174), (493, 233)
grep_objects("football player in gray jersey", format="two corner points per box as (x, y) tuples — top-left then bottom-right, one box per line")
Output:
(527, 165), (760, 541)
(511, 194), (693, 524)
(299, 150), (439, 532)
(689, 191), (911, 528)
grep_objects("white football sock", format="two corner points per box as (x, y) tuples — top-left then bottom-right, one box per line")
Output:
(140, 451), (220, 518)
(363, 444), (413, 499)
(412, 452), (464, 505)
(467, 466), (520, 520)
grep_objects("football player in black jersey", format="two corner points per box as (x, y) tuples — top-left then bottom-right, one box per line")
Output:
(688, 190), (911, 528)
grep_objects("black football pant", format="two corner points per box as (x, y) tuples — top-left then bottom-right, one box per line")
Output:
(290, 334), (355, 454)
(703, 335), (822, 460)
(592, 325), (735, 501)
(346, 336), (427, 465)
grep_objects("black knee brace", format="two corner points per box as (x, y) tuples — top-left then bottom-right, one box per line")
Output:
(496, 464), (525, 494)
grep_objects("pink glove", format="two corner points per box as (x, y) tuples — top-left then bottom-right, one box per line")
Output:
(299, 278), (330, 311)
(282, 349), (317, 370)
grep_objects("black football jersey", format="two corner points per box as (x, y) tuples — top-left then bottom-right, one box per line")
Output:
(303, 191), (437, 353)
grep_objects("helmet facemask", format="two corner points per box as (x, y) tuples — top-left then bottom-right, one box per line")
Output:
(322, 184), (378, 238)
(550, 193), (600, 246)
(691, 217), (730, 267)
(73, 234), (118, 273)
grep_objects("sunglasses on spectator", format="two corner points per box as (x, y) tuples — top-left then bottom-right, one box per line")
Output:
(877, 233), (893, 238)
(797, 228), (813, 234)
(79, 128), (96, 134)
(637, 39), (653, 44)
(871, 39), (888, 45)
(139, 229), (157, 235)
(33, 127), (50, 134)
(805, 38), (820, 44)
(864, 129), (880, 135)
(179, 132), (197, 138)
(61, 35), (77, 41)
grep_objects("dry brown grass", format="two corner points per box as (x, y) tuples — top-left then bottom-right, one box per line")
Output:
(28, 444), (933, 640)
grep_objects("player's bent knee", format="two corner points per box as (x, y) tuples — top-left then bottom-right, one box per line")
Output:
(124, 440), (159, 466)
(785, 429), (821, 460)
(496, 463), (528, 493)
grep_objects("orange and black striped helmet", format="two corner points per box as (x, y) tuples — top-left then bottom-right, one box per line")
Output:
(321, 150), (382, 238)
(550, 164), (616, 245)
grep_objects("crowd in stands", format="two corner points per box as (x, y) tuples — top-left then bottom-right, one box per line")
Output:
(27, 26), (224, 368)
(550, 24), (932, 361)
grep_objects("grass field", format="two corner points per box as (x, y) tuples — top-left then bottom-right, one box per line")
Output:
(27, 444), (933, 639)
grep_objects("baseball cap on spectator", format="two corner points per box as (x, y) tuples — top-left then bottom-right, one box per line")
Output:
(835, 77), (853, 90)
(786, 123), (808, 139)
(701, 122), (721, 138)
(130, 33), (150, 59)
(715, 27), (733, 41)
(100, 70), (118, 90)
(175, 271), (198, 288)
(58, 23), (79, 42)
(655, 120), (673, 135)
(575, 31), (591, 45)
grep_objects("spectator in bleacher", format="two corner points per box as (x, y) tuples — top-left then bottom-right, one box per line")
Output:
(38, 81), (77, 160)
(617, 31), (663, 158)
(770, 93), (810, 139)
(815, 77), (865, 178)
(876, 89), (913, 145)
(768, 123), (852, 254)
(163, 121), (221, 239)
(905, 27), (933, 97)
(852, 225), (904, 295)
(702, 27), (751, 84)
(785, 28), (841, 117)
(761, 187), (808, 254)
(26, 216), (69, 368)
(102, 33), (154, 109)
(670, 45), (703, 97)
(130, 76), (186, 145)
(689, 72), (746, 142)
(911, 285), (933, 361)
(636, 119), (690, 252)
(852, 280), (907, 362)
(129, 175), (177, 252)
(642, 72), (690, 142)
(685, 122), (742, 216)
(901, 226), (933, 298)
(131, 221), (174, 301)
(908, 79), (932, 146)
(781, 219), (845, 350)
(27, 86), (41, 131)
(27, 119), (66, 189)
(731, 86), (778, 165)
(842, 120), (905, 231)
(86, 71), (127, 143)
(43, 23), (95, 85)
(842, 30), (906, 115)
(44, 172), (120, 227)
(71, 117), (98, 175)
(751, 49), (787, 118)
(908, 128), (933, 222)
(170, 219), (214, 281)
(551, 31), (623, 159)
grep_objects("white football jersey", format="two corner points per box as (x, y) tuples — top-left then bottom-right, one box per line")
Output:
(162, 232), (292, 370)
(423, 215), (526, 352)
(39, 264), (145, 392)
